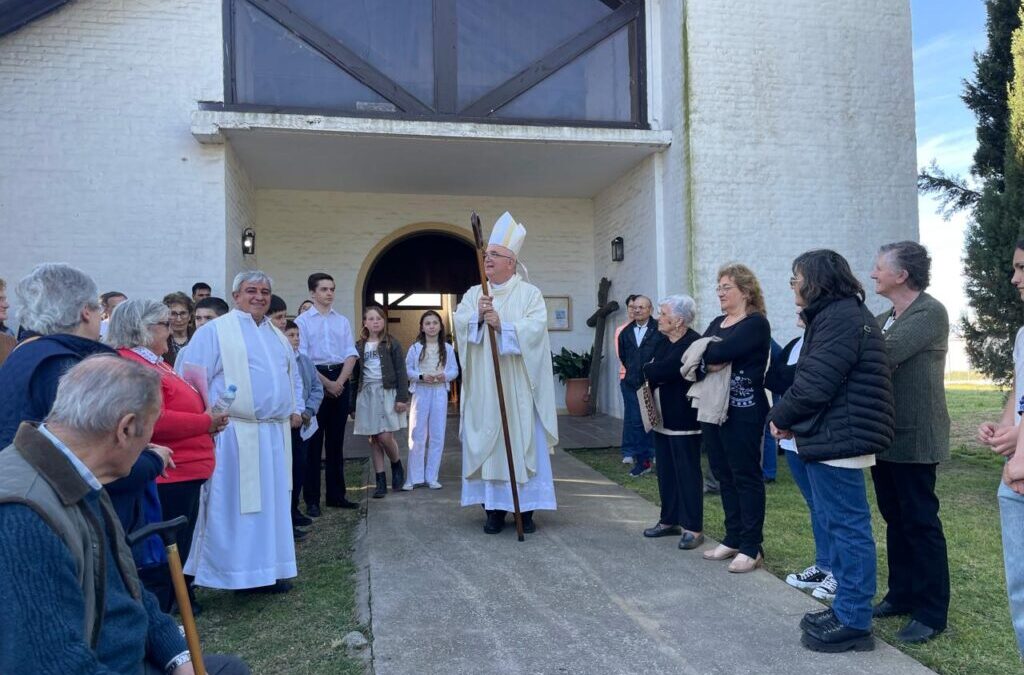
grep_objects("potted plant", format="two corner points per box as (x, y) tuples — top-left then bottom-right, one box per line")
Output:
(551, 347), (592, 416)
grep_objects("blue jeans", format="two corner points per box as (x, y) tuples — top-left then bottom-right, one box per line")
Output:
(762, 426), (777, 480)
(999, 480), (1024, 656)
(785, 451), (831, 572)
(805, 461), (876, 630)
(620, 380), (654, 463)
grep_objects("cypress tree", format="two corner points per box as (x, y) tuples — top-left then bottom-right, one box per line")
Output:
(958, 1), (1023, 385)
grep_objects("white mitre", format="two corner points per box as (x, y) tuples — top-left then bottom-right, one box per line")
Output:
(489, 211), (527, 256)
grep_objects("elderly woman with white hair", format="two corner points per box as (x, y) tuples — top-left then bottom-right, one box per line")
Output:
(640, 294), (705, 550)
(0, 263), (115, 447)
(107, 299), (229, 611)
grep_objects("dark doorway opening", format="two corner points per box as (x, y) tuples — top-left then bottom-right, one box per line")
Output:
(362, 230), (478, 307)
(362, 230), (479, 411)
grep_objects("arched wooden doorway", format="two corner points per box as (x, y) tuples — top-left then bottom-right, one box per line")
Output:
(361, 230), (479, 409)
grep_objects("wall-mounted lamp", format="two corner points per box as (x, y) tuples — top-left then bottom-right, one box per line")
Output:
(611, 236), (624, 262)
(242, 228), (256, 256)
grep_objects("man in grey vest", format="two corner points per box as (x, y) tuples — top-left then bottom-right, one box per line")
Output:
(0, 356), (249, 675)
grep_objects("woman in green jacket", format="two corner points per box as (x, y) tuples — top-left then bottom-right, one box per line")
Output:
(870, 240), (950, 645)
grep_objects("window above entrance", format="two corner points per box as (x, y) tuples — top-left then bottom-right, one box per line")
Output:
(224, 0), (647, 128)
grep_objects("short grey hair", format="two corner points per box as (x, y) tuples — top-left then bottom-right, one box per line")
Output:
(47, 356), (162, 436)
(16, 263), (100, 335)
(232, 270), (273, 293)
(105, 299), (169, 349)
(658, 294), (697, 325)
(878, 241), (931, 291)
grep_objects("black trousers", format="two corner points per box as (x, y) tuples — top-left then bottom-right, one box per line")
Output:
(702, 418), (766, 557)
(290, 427), (307, 516)
(654, 432), (703, 532)
(871, 460), (950, 630)
(156, 479), (204, 572)
(145, 654), (250, 675)
(304, 369), (350, 506)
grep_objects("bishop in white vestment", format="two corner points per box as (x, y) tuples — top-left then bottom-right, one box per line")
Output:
(181, 271), (303, 590)
(455, 212), (559, 534)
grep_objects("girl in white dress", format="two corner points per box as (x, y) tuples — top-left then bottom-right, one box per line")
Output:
(404, 311), (459, 490)
(353, 305), (410, 498)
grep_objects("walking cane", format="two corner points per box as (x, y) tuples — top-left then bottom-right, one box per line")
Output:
(127, 516), (206, 675)
(471, 211), (526, 541)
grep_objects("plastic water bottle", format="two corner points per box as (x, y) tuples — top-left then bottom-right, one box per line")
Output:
(210, 385), (237, 414)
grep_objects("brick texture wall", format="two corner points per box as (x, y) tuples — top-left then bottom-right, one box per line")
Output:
(685, 0), (919, 343)
(0, 0), (226, 304)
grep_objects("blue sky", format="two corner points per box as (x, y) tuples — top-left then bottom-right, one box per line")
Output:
(911, 0), (988, 321)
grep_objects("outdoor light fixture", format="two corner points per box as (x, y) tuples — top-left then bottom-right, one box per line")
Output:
(611, 236), (624, 262)
(242, 228), (256, 256)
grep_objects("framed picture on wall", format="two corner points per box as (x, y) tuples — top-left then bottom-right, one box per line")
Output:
(545, 296), (572, 331)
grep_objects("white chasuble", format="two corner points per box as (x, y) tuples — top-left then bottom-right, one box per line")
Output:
(180, 310), (303, 590)
(454, 274), (559, 511)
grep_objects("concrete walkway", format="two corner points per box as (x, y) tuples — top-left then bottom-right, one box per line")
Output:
(359, 417), (933, 675)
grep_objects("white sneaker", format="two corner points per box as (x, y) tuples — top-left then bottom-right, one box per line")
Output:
(621, 456), (634, 465)
(401, 483), (414, 491)
(428, 481), (442, 489)
(785, 565), (828, 590)
(811, 574), (838, 601)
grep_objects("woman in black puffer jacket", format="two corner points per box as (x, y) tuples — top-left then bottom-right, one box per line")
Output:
(768, 249), (894, 655)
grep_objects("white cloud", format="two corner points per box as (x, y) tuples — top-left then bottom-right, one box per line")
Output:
(916, 127), (977, 176)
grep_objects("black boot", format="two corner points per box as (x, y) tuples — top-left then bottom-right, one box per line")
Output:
(391, 460), (405, 492)
(373, 472), (387, 499)
(484, 509), (507, 534)
(521, 510), (536, 534)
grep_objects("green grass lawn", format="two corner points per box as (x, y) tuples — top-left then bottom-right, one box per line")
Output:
(194, 461), (370, 675)
(569, 387), (1020, 675)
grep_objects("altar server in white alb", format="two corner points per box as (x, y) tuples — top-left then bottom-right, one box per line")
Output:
(454, 212), (559, 534)
(180, 271), (303, 593)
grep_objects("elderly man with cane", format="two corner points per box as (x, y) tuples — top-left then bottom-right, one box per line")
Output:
(454, 212), (559, 535)
(0, 356), (248, 674)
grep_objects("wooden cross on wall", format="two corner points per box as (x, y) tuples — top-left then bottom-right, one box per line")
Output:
(585, 277), (619, 416)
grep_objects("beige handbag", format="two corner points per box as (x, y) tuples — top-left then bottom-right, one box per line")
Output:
(637, 378), (662, 433)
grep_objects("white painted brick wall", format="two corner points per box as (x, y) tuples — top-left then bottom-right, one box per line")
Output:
(684, 0), (919, 344)
(225, 143), (257, 285)
(255, 190), (596, 405)
(593, 157), (658, 416)
(0, 0), (227, 308)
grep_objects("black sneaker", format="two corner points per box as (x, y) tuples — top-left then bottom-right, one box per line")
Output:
(799, 607), (835, 632)
(521, 511), (536, 534)
(292, 510), (313, 527)
(786, 565), (828, 590)
(629, 460), (652, 477)
(801, 616), (874, 653)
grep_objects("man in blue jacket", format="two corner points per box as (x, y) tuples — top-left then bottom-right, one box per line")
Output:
(0, 356), (249, 674)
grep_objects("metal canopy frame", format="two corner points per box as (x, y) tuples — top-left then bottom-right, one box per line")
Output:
(224, 0), (647, 129)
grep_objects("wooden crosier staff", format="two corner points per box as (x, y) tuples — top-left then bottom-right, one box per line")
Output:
(471, 211), (525, 542)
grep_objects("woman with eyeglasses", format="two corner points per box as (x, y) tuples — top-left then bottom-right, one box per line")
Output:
(698, 263), (772, 574)
(768, 249), (894, 653)
(162, 291), (194, 367)
(108, 298), (229, 613)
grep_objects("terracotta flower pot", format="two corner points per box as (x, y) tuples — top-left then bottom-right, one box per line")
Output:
(564, 378), (590, 416)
